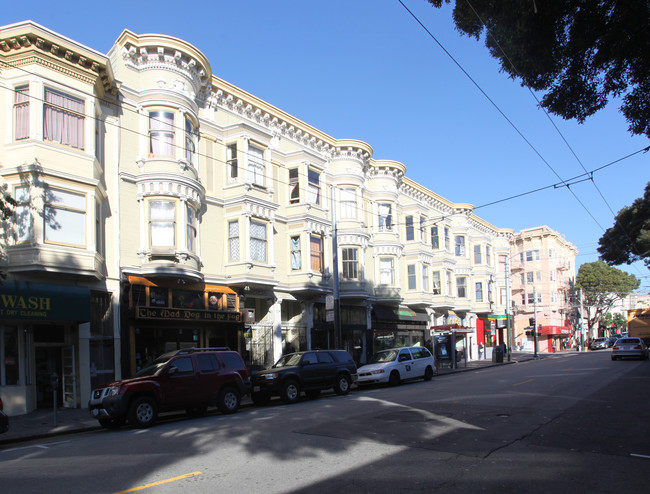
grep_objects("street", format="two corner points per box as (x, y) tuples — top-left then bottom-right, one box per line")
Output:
(1, 352), (648, 493)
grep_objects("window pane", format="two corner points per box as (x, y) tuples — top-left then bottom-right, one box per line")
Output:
(229, 220), (239, 260)
(248, 145), (265, 186)
(310, 235), (323, 272)
(44, 206), (85, 245)
(250, 221), (267, 262)
(15, 86), (29, 140)
(291, 236), (301, 270)
(44, 88), (85, 149)
(340, 188), (356, 219)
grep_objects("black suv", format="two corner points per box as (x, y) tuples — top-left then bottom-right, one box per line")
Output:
(88, 348), (251, 428)
(251, 350), (358, 405)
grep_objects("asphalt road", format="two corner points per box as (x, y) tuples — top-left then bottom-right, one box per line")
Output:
(1, 351), (648, 493)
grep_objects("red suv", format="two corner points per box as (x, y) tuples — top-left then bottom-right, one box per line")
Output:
(88, 348), (251, 428)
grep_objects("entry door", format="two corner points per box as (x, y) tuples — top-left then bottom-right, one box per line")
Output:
(61, 346), (77, 408)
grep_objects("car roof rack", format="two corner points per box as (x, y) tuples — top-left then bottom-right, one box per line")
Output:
(173, 347), (231, 355)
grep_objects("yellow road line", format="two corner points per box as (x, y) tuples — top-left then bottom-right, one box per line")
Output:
(513, 379), (533, 386)
(113, 472), (202, 494)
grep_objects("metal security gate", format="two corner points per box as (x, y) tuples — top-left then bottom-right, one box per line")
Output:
(248, 324), (275, 370)
(61, 345), (77, 408)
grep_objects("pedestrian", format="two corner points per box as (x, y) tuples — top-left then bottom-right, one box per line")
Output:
(552, 339), (556, 353)
(478, 343), (484, 359)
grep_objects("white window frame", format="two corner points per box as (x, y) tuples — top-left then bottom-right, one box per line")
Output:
(247, 144), (265, 187)
(289, 168), (300, 204)
(44, 87), (85, 150)
(227, 143), (238, 182)
(456, 276), (467, 298)
(455, 236), (466, 257)
(310, 234), (323, 273)
(250, 220), (267, 262)
(228, 220), (239, 261)
(307, 168), (321, 205)
(339, 188), (356, 219)
(475, 282), (483, 302)
(14, 185), (32, 243)
(432, 271), (441, 295)
(186, 204), (196, 253)
(149, 200), (176, 249)
(378, 203), (392, 231)
(290, 236), (301, 270)
(379, 257), (394, 285)
(407, 264), (417, 290)
(44, 185), (86, 247)
(14, 85), (29, 140)
(149, 110), (175, 157)
(342, 247), (359, 280)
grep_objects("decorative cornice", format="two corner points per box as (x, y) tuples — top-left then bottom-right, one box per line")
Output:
(0, 30), (116, 95)
(135, 174), (204, 208)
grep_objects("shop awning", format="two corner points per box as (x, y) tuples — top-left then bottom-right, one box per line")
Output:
(372, 306), (429, 323)
(0, 281), (90, 321)
(430, 324), (473, 334)
(539, 325), (572, 336)
(128, 276), (235, 294)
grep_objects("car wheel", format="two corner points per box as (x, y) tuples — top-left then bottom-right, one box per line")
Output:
(128, 397), (157, 428)
(334, 374), (351, 395)
(252, 392), (271, 406)
(389, 371), (400, 387)
(218, 387), (241, 414)
(98, 417), (125, 429)
(306, 389), (320, 400)
(281, 380), (300, 404)
(423, 366), (434, 381)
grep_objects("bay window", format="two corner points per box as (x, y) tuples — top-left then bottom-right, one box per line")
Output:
(407, 264), (416, 290)
(250, 220), (267, 262)
(14, 85), (29, 140)
(431, 226), (439, 249)
(291, 236), (301, 270)
(44, 186), (86, 247)
(247, 144), (265, 186)
(340, 188), (356, 219)
(475, 282), (483, 302)
(185, 117), (196, 165)
(289, 168), (300, 204)
(186, 205), (196, 252)
(307, 168), (320, 205)
(379, 257), (394, 285)
(44, 88), (85, 149)
(456, 276), (467, 298)
(342, 247), (359, 280)
(474, 245), (482, 264)
(228, 220), (239, 260)
(149, 200), (176, 248)
(14, 185), (32, 243)
(310, 234), (323, 272)
(227, 143), (238, 182)
(455, 235), (466, 256)
(405, 216), (414, 241)
(149, 111), (175, 156)
(378, 203), (392, 231)
(422, 265), (429, 291)
(432, 271), (441, 295)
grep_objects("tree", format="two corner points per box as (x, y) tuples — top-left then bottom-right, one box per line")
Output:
(427, 1), (650, 138)
(575, 261), (640, 335)
(597, 181), (650, 267)
(0, 184), (17, 282)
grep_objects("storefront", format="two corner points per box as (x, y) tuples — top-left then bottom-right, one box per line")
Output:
(0, 280), (91, 415)
(539, 325), (572, 352)
(312, 304), (369, 364)
(123, 277), (242, 376)
(371, 305), (429, 354)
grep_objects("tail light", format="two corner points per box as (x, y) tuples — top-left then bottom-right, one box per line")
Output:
(634, 345), (642, 350)
(613, 345), (619, 350)
(240, 368), (249, 380)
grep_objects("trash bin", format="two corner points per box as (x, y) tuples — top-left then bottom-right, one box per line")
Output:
(492, 347), (503, 363)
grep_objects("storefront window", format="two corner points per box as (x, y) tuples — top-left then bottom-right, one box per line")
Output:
(172, 290), (204, 309)
(1, 327), (19, 385)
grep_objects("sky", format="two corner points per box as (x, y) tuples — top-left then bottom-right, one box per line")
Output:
(3, 0), (649, 290)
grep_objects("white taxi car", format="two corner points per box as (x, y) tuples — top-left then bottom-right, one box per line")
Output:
(357, 346), (436, 386)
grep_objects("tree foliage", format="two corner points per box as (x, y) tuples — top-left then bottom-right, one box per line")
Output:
(576, 261), (640, 331)
(598, 181), (650, 267)
(428, 1), (650, 138)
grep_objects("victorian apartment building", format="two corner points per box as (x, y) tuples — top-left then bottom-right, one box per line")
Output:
(510, 226), (578, 352)
(1, 21), (519, 415)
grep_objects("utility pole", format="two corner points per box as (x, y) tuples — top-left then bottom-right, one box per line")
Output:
(533, 286), (539, 358)
(505, 255), (513, 362)
(579, 288), (584, 351)
(330, 186), (342, 349)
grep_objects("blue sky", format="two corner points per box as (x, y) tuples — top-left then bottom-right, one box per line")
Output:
(4, 0), (648, 289)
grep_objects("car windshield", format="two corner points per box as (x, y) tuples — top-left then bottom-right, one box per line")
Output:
(618, 338), (639, 344)
(370, 350), (399, 363)
(134, 355), (171, 377)
(273, 353), (303, 368)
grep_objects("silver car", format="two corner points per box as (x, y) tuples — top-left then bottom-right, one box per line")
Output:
(611, 337), (649, 360)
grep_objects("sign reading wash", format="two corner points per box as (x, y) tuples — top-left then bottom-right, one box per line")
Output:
(0, 281), (90, 321)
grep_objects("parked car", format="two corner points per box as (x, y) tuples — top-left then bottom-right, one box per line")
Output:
(0, 394), (8, 434)
(251, 350), (357, 405)
(88, 347), (251, 428)
(606, 337), (619, 348)
(611, 338), (649, 361)
(357, 346), (436, 386)
(589, 337), (609, 351)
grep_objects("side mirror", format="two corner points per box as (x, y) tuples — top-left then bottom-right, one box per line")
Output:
(301, 360), (310, 366)
(167, 366), (179, 376)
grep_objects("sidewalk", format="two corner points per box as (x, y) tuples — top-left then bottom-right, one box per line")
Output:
(0, 351), (543, 447)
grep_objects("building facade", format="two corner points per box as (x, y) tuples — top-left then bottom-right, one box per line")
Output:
(510, 226), (578, 352)
(1, 21), (515, 415)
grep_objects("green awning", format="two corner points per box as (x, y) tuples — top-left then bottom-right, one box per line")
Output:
(0, 281), (90, 321)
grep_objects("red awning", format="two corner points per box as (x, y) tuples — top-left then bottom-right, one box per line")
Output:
(539, 325), (572, 336)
